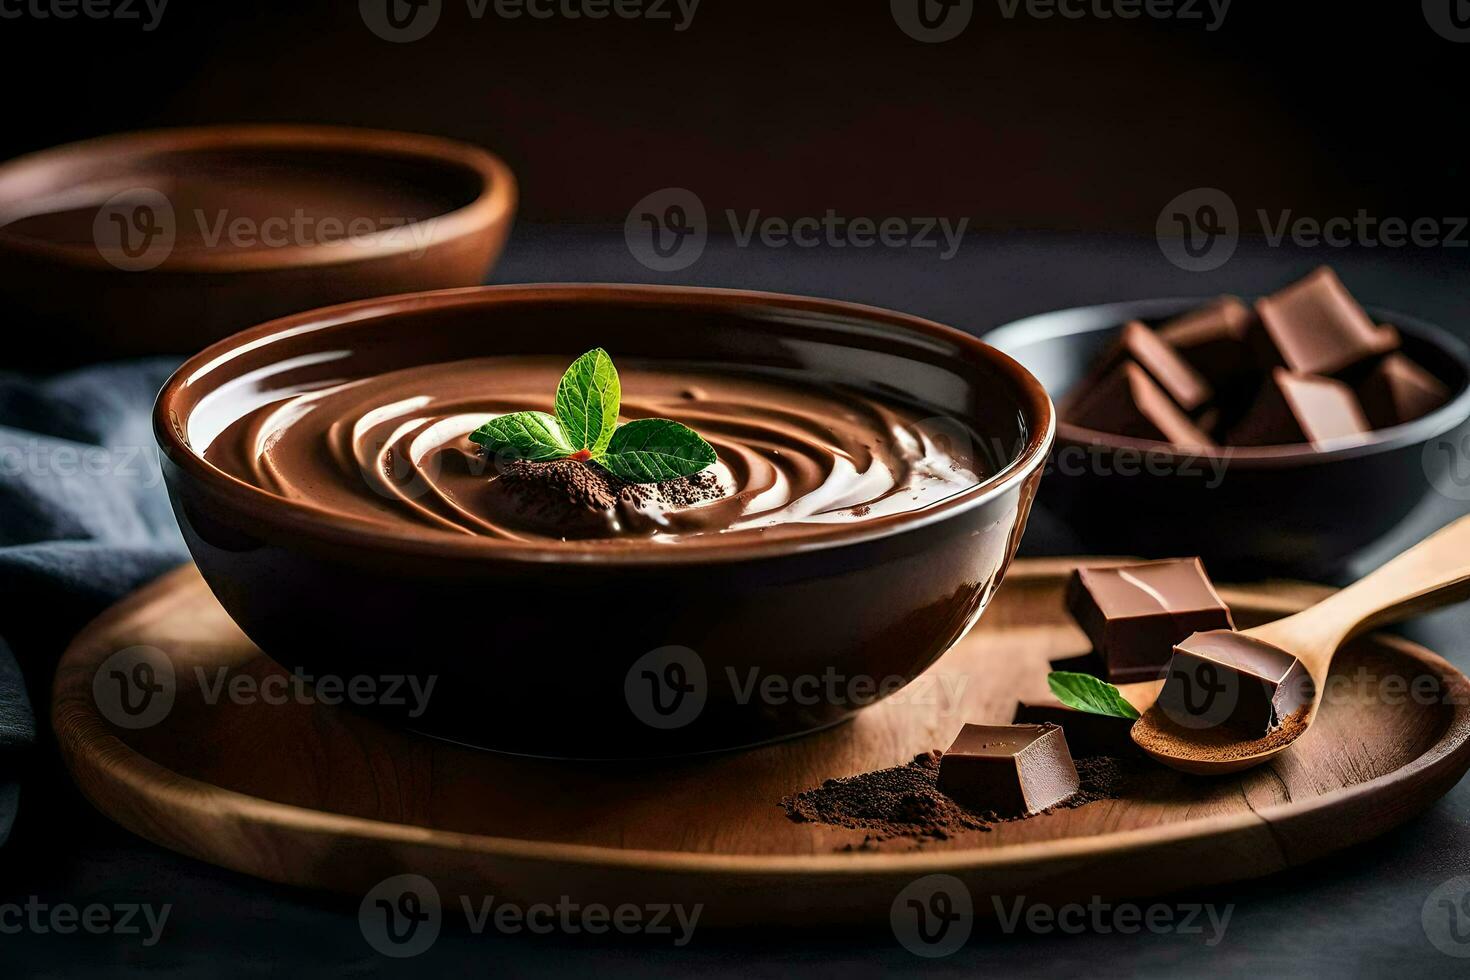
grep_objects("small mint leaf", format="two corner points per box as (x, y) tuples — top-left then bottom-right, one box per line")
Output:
(597, 418), (716, 483)
(1046, 672), (1140, 720)
(554, 348), (621, 455)
(468, 411), (573, 461)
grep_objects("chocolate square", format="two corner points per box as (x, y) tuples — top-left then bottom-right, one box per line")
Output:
(1157, 296), (1255, 391)
(1120, 320), (1214, 412)
(1012, 700), (1138, 757)
(937, 723), (1079, 816)
(1154, 630), (1314, 736)
(1047, 651), (1107, 677)
(1228, 368), (1371, 448)
(1066, 321), (1213, 415)
(1066, 558), (1235, 683)
(1254, 267), (1400, 376)
(1357, 351), (1450, 428)
(1065, 363), (1216, 447)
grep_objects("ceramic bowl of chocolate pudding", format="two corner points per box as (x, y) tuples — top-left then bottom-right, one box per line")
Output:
(155, 285), (1054, 758)
(986, 297), (1470, 577)
(0, 125), (516, 365)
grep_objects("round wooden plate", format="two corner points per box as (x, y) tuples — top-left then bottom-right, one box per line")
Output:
(52, 560), (1470, 927)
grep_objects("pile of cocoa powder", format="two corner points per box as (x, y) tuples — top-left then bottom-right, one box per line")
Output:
(780, 750), (1132, 849)
(486, 458), (722, 536)
(497, 458), (720, 510)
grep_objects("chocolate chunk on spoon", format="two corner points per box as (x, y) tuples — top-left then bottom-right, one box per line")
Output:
(1128, 515), (1470, 775)
(1153, 630), (1314, 737)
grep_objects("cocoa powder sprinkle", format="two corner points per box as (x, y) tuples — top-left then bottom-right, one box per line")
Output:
(1130, 706), (1310, 762)
(780, 750), (1131, 847)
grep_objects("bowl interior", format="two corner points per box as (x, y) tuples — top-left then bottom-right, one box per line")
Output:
(0, 135), (488, 252)
(167, 286), (1050, 547)
(986, 298), (1470, 460)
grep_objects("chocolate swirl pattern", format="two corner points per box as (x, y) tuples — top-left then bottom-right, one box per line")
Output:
(202, 357), (985, 546)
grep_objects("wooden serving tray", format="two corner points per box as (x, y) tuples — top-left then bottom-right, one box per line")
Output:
(52, 560), (1470, 926)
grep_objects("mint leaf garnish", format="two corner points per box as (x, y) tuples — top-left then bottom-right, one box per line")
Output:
(554, 347), (621, 455)
(468, 411), (574, 461)
(1046, 672), (1141, 720)
(597, 418), (718, 482)
(469, 350), (717, 483)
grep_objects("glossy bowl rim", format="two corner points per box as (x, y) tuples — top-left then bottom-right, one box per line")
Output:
(155, 283), (1057, 566)
(984, 296), (1470, 469)
(0, 123), (517, 274)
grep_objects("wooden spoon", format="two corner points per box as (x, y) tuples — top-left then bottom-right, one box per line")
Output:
(1125, 515), (1470, 775)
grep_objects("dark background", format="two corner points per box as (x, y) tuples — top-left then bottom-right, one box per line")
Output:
(3, 1), (1463, 234)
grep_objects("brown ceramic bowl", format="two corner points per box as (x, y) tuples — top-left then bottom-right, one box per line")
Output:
(155, 285), (1053, 758)
(0, 125), (516, 365)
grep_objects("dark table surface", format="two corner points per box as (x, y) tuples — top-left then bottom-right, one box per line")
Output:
(6, 226), (1470, 977)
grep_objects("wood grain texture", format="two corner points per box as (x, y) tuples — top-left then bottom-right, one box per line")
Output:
(51, 560), (1470, 926)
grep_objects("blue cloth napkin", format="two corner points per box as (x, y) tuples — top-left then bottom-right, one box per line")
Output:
(0, 359), (188, 844)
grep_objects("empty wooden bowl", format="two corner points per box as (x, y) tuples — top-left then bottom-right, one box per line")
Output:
(0, 125), (517, 364)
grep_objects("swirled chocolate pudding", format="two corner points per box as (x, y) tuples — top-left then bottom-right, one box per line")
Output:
(202, 351), (987, 546)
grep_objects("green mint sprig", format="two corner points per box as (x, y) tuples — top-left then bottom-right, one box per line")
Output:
(1046, 672), (1141, 720)
(469, 349), (717, 483)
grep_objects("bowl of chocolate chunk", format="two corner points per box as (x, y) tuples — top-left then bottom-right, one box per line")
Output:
(985, 267), (1470, 575)
(154, 284), (1054, 757)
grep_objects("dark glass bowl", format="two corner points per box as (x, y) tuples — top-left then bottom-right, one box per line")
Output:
(985, 298), (1470, 577)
